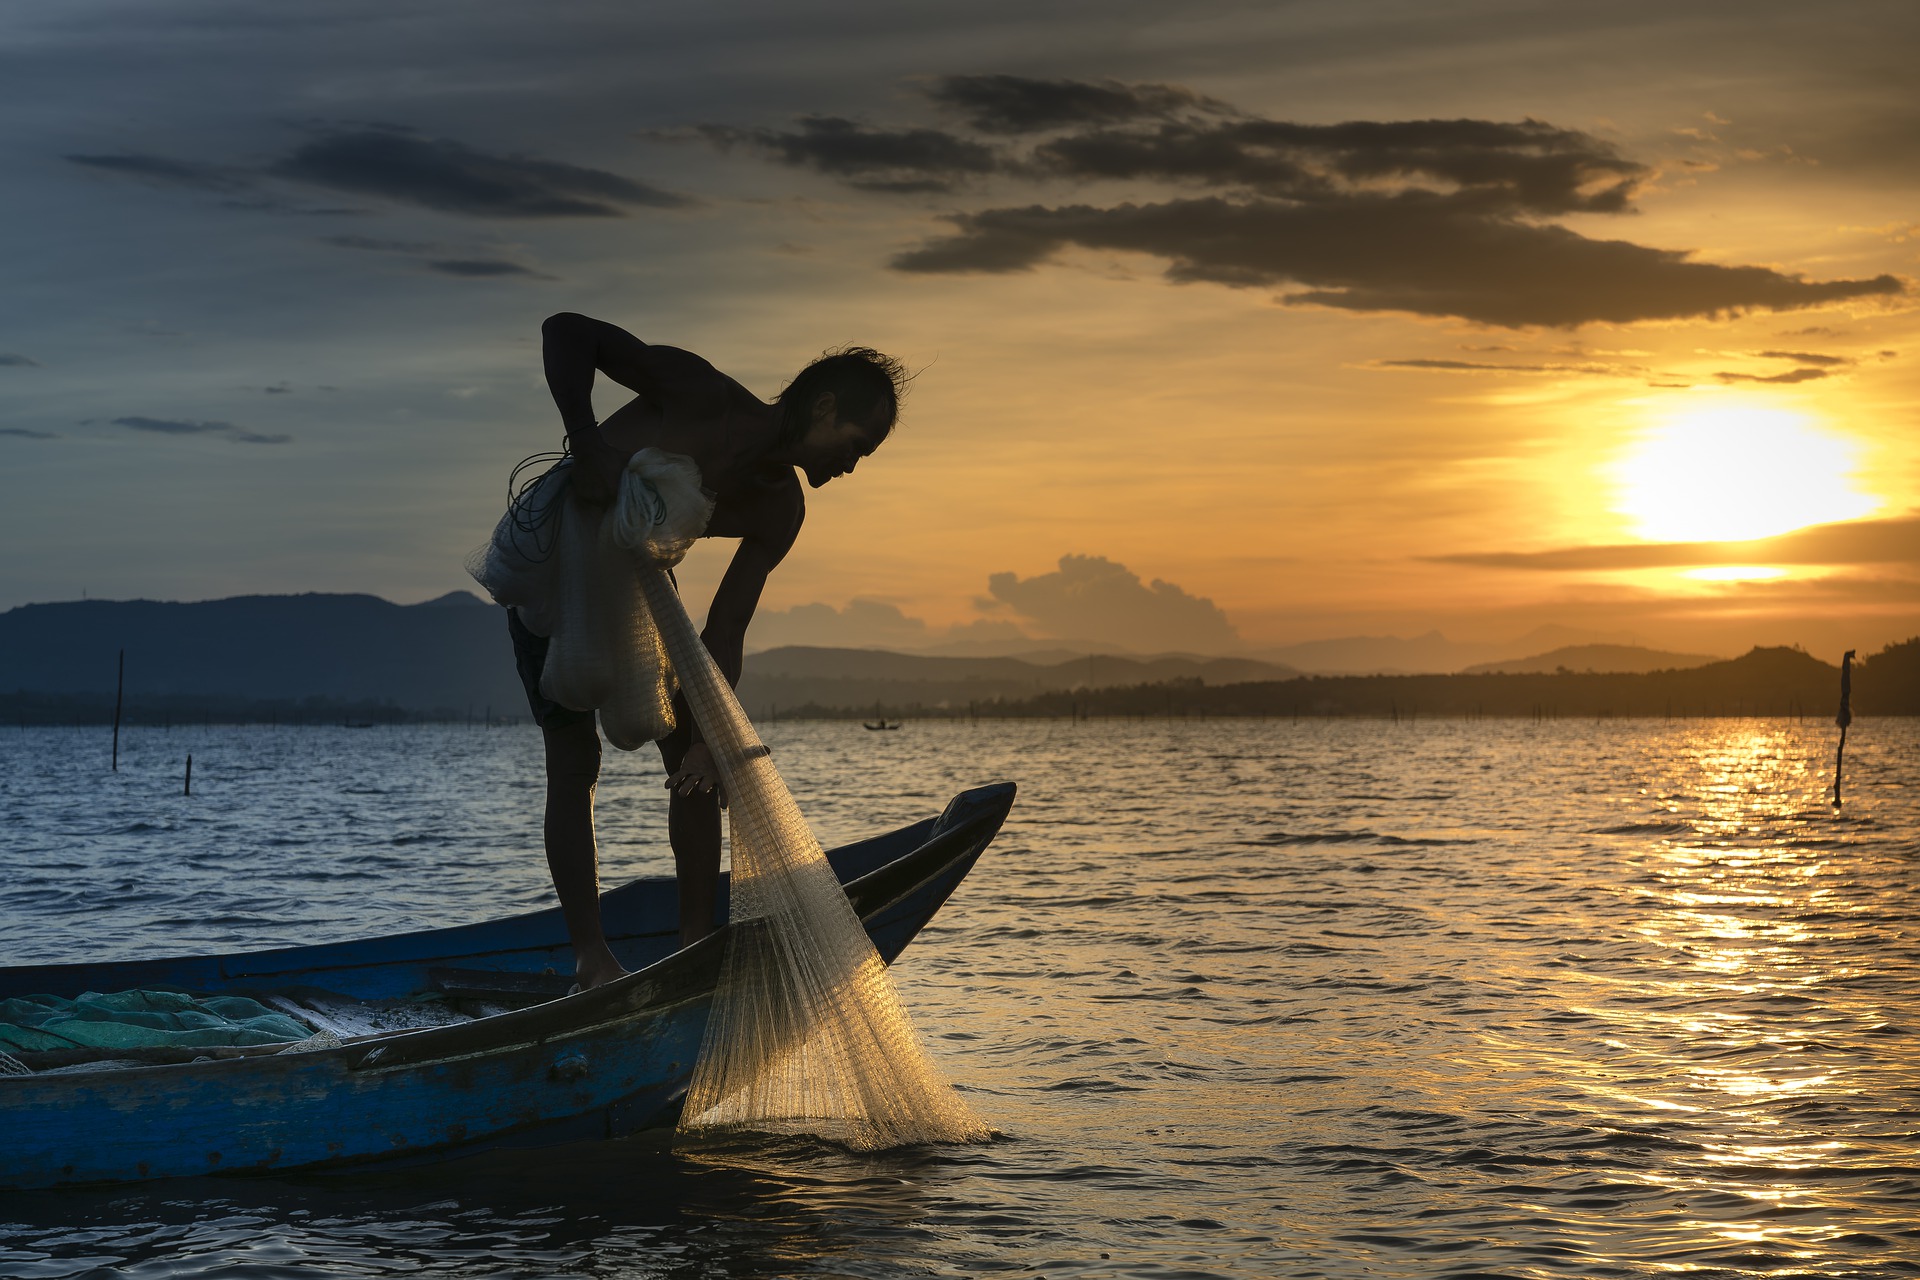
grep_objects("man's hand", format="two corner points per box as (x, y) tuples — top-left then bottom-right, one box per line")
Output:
(567, 431), (626, 507)
(666, 742), (727, 807)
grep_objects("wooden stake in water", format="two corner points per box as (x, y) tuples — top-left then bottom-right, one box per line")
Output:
(111, 649), (124, 772)
(184, 754), (193, 796)
(1832, 649), (1855, 808)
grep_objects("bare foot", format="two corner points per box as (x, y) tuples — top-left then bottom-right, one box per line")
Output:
(573, 954), (628, 991)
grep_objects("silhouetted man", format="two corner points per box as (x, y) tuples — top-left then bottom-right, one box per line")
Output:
(516, 312), (904, 989)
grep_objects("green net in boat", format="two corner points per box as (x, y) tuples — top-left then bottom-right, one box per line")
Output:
(0, 990), (314, 1052)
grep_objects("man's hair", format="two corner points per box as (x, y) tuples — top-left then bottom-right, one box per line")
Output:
(774, 346), (909, 447)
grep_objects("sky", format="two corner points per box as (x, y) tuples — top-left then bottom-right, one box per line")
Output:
(3, 0), (1916, 662)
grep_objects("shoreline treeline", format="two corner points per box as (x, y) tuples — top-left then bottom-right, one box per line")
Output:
(5, 640), (1915, 727)
(769, 641), (1920, 722)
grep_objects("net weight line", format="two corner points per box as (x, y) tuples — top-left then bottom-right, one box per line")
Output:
(636, 568), (988, 1150)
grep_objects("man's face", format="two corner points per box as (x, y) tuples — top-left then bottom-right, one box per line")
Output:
(799, 394), (890, 488)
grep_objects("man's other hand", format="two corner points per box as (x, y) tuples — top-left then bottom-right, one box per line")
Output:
(667, 742), (727, 807)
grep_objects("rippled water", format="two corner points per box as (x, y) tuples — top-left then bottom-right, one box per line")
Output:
(2, 717), (1917, 1279)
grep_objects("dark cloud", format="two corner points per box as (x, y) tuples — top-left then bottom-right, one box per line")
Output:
(696, 77), (1904, 328)
(928, 75), (1222, 135)
(426, 258), (545, 278)
(986, 554), (1239, 653)
(695, 117), (998, 193)
(0, 354), (40, 367)
(1715, 367), (1832, 384)
(893, 195), (1902, 328)
(65, 152), (251, 192)
(320, 234), (437, 253)
(1031, 117), (1647, 215)
(0, 427), (57, 439)
(1433, 514), (1920, 571)
(110, 416), (290, 445)
(1377, 358), (1621, 374)
(272, 130), (685, 217)
(1756, 349), (1850, 366)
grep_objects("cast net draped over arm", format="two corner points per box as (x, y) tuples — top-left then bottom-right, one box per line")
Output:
(634, 566), (989, 1151)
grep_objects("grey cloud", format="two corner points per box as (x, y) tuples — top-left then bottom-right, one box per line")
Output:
(66, 152), (252, 192)
(1715, 367), (1832, 384)
(987, 554), (1239, 653)
(0, 428), (57, 439)
(1378, 358), (1621, 374)
(700, 77), (1902, 328)
(1756, 349), (1850, 365)
(0, 354), (40, 367)
(426, 258), (546, 278)
(110, 416), (291, 445)
(696, 117), (998, 193)
(272, 130), (686, 217)
(893, 196), (1903, 328)
(928, 75), (1223, 135)
(1433, 514), (1920, 571)
(320, 234), (438, 253)
(1032, 116), (1646, 215)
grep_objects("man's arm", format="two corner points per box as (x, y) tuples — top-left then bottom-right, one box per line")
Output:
(666, 484), (804, 799)
(540, 312), (726, 503)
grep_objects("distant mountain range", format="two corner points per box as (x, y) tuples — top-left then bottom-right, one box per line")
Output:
(3, 590), (1869, 721)
(955, 643), (1920, 718)
(1461, 644), (1720, 675)
(0, 591), (1306, 720)
(1245, 625), (1670, 675)
(0, 590), (524, 718)
(734, 647), (1299, 718)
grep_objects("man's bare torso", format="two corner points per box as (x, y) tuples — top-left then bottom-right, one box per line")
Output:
(593, 348), (802, 545)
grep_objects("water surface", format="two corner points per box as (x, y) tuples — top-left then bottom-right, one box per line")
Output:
(2, 718), (1916, 1278)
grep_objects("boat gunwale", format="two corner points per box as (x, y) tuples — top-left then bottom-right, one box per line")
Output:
(0, 786), (1013, 1085)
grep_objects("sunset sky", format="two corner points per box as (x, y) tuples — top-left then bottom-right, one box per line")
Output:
(3, 1), (1915, 662)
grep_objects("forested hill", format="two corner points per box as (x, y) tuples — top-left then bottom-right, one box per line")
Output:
(790, 643), (1920, 719)
(0, 591), (525, 717)
(2, 592), (1913, 721)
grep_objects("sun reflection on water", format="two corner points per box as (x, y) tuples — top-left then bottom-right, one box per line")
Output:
(1551, 721), (1900, 1262)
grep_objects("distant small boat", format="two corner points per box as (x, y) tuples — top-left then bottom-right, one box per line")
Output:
(0, 783), (1014, 1188)
(863, 720), (902, 731)
(343, 722), (375, 729)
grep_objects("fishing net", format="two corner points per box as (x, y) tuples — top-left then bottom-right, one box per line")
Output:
(636, 566), (989, 1150)
(470, 450), (713, 750)
(476, 449), (985, 1148)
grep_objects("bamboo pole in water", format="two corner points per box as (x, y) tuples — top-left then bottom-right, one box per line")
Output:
(111, 649), (124, 771)
(1832, 649), (1855, 808)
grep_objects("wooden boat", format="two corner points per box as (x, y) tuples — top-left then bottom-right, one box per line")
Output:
(0, 782), (1015, 1189)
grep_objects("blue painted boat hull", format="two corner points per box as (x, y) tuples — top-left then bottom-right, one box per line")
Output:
(0, 782), (1014, 1188)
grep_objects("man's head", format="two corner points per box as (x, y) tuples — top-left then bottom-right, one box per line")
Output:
(775, 346), (908, 487)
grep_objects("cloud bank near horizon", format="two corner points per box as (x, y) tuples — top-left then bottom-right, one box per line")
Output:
(749, 555), (1242, 655)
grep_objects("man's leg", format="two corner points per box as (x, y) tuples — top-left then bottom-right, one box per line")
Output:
(658, 706), (722, 949)
(542, 717), (628, 989)
(669, 787), (722, 949)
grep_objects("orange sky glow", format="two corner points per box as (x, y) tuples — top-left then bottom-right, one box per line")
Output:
(2, 3), (1914, 664)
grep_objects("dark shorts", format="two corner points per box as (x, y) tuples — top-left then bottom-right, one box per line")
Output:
(506, 608), (694, 769)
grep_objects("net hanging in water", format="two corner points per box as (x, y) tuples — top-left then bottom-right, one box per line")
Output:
(635, 565), (989, 1151)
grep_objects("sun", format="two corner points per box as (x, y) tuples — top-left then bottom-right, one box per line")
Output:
(1610, 401), (1878, 543)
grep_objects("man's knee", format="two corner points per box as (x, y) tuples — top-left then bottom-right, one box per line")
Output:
(543, 721), (602, 789)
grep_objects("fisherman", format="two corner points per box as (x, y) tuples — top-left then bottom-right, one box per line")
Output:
(517, 312), (904, 989)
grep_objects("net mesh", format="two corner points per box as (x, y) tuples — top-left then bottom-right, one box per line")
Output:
(636, 566), (989, 1151)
